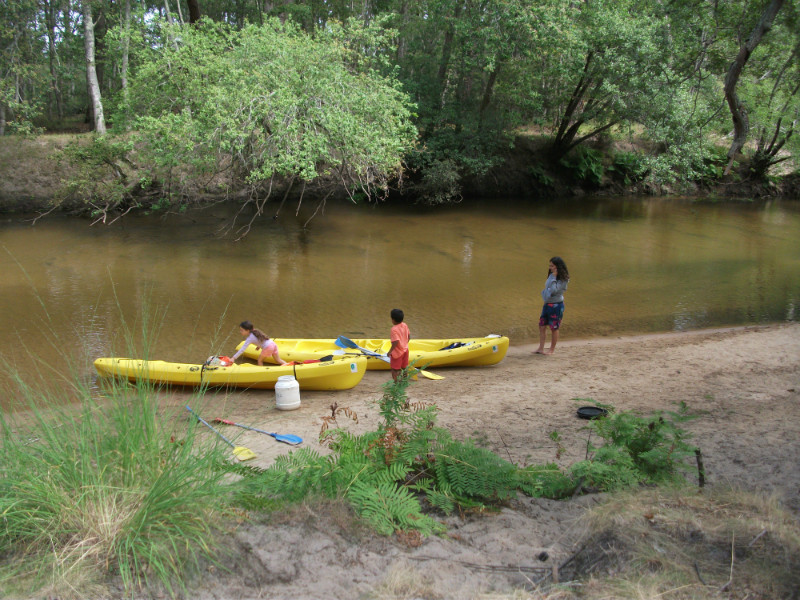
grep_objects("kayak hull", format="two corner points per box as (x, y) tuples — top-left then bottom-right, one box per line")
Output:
(93, 356), (367, 391)
(237, 336), (510, 370)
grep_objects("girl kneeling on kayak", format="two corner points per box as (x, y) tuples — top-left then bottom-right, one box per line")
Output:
(231, 320), (287, 366)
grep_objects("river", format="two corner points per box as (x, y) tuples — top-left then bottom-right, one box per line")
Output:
(1, 196), (798, 394)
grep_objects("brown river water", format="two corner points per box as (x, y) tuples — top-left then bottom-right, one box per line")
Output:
(1, 196), (798, 398)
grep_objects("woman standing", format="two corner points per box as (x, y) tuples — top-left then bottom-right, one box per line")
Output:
(535, 257), (569, 355)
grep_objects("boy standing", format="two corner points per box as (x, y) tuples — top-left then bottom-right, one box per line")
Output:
(389, 308), (410, 381)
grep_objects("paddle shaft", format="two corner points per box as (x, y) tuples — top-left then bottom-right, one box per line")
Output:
(336, 336), (443, 380)
(214, 418), (302, 445)
(187, 406), (235, 447)
(335, 336), (390, 362)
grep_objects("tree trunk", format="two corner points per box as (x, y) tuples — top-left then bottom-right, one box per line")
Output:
(437, 2), (463, 109)
(396, 0), (408, 61)
(82, 0), (106, 134)
(478, 65), (500, 128)
(94, 5), (107, 93)
(723, 0), (785, 175)
(551, 51), (595, 159)
(0, 103), (6, 136)
(187, 0), (201, 23)
(120, 0), (130, 100)
(45, 0), (64, 120)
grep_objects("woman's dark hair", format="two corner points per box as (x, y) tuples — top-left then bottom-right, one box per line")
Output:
(549, 256), (569, 281)
(390, 308), (404, 323)
(240, 320), (268, 343)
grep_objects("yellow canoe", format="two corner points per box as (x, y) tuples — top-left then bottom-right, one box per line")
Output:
(93, 355), (367, 391)
(237, 335), (510, 370)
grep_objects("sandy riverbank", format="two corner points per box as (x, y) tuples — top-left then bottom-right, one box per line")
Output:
(169, 323), (800, 599)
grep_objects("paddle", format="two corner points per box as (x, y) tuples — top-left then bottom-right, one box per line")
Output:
(186, 406), (257, 461)
(335, 336), (444, 380)
(213, 418), (303, 446)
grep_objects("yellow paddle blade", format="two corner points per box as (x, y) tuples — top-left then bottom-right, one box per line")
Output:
(413, 368), (444, 380)
(233, 446), (257, 461)
(421, 370), (444, 380)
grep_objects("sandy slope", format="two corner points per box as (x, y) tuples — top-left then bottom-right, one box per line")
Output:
(180, 323), (800, 600)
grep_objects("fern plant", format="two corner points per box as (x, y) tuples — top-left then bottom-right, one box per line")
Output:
(235, 384), (701, 537)
(569, 400), (698, 490)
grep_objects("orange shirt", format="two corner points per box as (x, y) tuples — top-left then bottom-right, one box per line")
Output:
(390, 322), (410, 358)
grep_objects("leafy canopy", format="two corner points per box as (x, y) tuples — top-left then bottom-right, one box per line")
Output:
(121, 17), (417, 197)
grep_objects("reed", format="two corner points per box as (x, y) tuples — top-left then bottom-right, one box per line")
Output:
(0, 294), (239, 598)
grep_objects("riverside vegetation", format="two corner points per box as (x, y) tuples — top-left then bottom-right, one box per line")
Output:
(3, 355), (799, 599)
(2, 1), (799, 221)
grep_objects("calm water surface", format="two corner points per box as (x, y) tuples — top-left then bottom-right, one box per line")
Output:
(1, 196), (798, 393)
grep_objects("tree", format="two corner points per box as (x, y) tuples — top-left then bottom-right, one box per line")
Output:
(120, 18), (416, 227)
(541, 0), (676, 160)
(82, 0), (106, 133)
(0, 0), (43, 135)
(722, 0), (786, 174)
(747, 35), (800, 177)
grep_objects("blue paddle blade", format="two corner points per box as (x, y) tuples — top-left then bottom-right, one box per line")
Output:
(335, 336), (358, 349)
(337, 336), (391, 362)
(271, 432), (303, 445)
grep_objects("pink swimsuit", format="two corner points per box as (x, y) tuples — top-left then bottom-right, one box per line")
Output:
(232, 333), (277, 360)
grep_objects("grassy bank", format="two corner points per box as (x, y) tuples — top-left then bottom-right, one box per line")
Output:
(2, 132), (797, 220)
(0, 373), (237, 598)
(0, 135), (78, 212)
(2, 368), (799, 598)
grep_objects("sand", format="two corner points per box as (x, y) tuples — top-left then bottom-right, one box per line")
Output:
(185, 323), (800, 599)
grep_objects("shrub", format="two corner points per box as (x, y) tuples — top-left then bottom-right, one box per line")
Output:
(559, 147), (604, 185)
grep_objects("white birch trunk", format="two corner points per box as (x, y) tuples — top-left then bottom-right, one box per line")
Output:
(120, 0), (130, 107)
(82, 0), (106, 134)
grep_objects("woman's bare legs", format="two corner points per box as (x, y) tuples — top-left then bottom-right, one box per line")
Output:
(545, 329), (559, 354)
(534, 325), (547, 354)
(535, 326), (558, 354)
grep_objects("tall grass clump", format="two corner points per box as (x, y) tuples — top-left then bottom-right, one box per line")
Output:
(0, 368), (235, 598)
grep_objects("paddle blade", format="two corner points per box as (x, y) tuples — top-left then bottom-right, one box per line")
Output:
(272, 433), (303, 446)
(233, 446), (257, 461)
(418, 369), (444, 380)
(336, 336), (359, 349)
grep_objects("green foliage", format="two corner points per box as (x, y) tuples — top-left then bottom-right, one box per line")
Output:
(529, 163), (554, 187)
(559, 147), (604, 186)
(609, 151), (648, 185)
(413, 158), (463, 205)
(569, 400), (698, 491)
(0, 0), (46, 135)
(55, 135), (136, 212)
(346, 480), (442, 536)
(239, 378), (702, 538)
(696, 145), (730, 184)
(517, 464), (576, 499)
(429, 438), (520, 505)
(121, 18), (417, 203)
(5, 0), (800, 190)
(0, 377), (236, 598)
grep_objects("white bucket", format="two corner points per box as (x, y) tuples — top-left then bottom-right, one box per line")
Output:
(275, 375), (301, 411)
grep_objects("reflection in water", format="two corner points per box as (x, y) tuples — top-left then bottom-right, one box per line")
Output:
(0, 197), (798, 393)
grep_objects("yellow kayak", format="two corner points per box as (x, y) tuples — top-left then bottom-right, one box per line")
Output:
(93, 355), (367, 391)
(237, 335), (509, 370)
